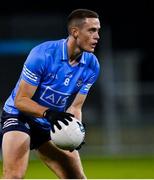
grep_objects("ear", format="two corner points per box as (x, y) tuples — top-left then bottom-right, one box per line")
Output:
(71, 27), (79, 39)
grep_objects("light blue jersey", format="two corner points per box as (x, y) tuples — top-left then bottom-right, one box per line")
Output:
(3, 39), (100, 128)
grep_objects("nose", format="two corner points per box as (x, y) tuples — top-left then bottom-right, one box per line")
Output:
(94, 32), (100, 40)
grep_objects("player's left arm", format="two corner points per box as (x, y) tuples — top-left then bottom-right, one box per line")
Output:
(66, 93), (87, 121)
(67, 55), (100, 121)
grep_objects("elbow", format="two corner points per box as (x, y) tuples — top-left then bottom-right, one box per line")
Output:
(14, 95), (22, 110)
(14, 96), (19, 109)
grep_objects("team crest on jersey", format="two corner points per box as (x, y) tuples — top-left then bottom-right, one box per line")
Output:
(65, 74), (73, 78)
(76, 79), (83, 87)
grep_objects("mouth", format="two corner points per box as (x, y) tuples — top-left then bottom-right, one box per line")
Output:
(91, 43), (97, 48)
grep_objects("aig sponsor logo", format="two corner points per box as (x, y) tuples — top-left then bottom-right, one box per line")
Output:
(40, 87), (70, 108)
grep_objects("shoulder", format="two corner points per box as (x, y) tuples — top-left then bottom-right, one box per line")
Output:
(26, 39), (65, 64)
(30, 39), (65, 54)
(29, 39), (65, 63)
(83, 52), (100, 72)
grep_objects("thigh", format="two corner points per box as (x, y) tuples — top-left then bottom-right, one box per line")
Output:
(2, 131), (30, 178)
(1, 110), (51, 150)
(36, 141), (86, 179)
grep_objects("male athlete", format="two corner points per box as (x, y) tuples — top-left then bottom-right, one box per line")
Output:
(0, 9), (100, 179)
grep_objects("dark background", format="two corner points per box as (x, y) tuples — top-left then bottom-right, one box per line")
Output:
(0, 0), (153, 47)
(0, 0), (153, 79)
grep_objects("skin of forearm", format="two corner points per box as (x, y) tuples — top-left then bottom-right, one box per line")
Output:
(15, 97), (48, 118)
(67, 106), (82, 121)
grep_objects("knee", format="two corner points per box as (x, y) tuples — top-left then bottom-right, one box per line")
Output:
(76, 172), (87, 179)
(67, 173), (86, 179)
(65, 168), (86, 179)
(3, 169), (25, 179)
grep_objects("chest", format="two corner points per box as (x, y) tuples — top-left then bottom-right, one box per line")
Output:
(41, 62), (86, 92)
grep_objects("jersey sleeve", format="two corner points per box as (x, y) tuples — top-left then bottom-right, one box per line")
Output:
(79, 55), (100, 95)
(21, 46), (45, 86)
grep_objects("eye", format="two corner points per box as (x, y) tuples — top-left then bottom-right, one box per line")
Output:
(89, 28), (96, 33)
(88, 28), (99, 34)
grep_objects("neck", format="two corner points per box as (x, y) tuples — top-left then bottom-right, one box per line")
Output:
(67, 36), (83, 62)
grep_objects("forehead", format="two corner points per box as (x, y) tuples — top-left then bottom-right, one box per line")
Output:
(82, 18), (101, 29)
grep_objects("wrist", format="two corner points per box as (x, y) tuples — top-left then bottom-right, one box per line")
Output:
(43, 108), (50, 118)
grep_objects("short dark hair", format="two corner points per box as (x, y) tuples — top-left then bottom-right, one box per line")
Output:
(67, 9), (99, 33)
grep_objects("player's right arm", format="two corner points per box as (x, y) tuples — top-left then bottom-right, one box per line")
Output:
(15, 79), (74, 132)
(15, 46), (74, 131)
(14, 46), (49, 117)
(14, 79), (48, 117)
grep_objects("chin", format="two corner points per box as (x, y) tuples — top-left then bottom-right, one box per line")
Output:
(84, 48), (95, 53)
(90, 49), (95, 52)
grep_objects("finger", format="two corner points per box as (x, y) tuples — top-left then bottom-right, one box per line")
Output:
(75, 141), (85, 150)
(65, 112), (74, 117)
(82, 123), (86, 129)
(61, 119), (69, 125)
(55, 122), (62, 130)
(65, 116), (73, 122)
(51, 126), (55, 133)
(69, 149), (74, 152)
(69, 113), (75, 117)
(76, 145), (82, 150)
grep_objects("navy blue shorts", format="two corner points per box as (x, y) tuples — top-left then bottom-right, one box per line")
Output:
(0, 110), (51, 150)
